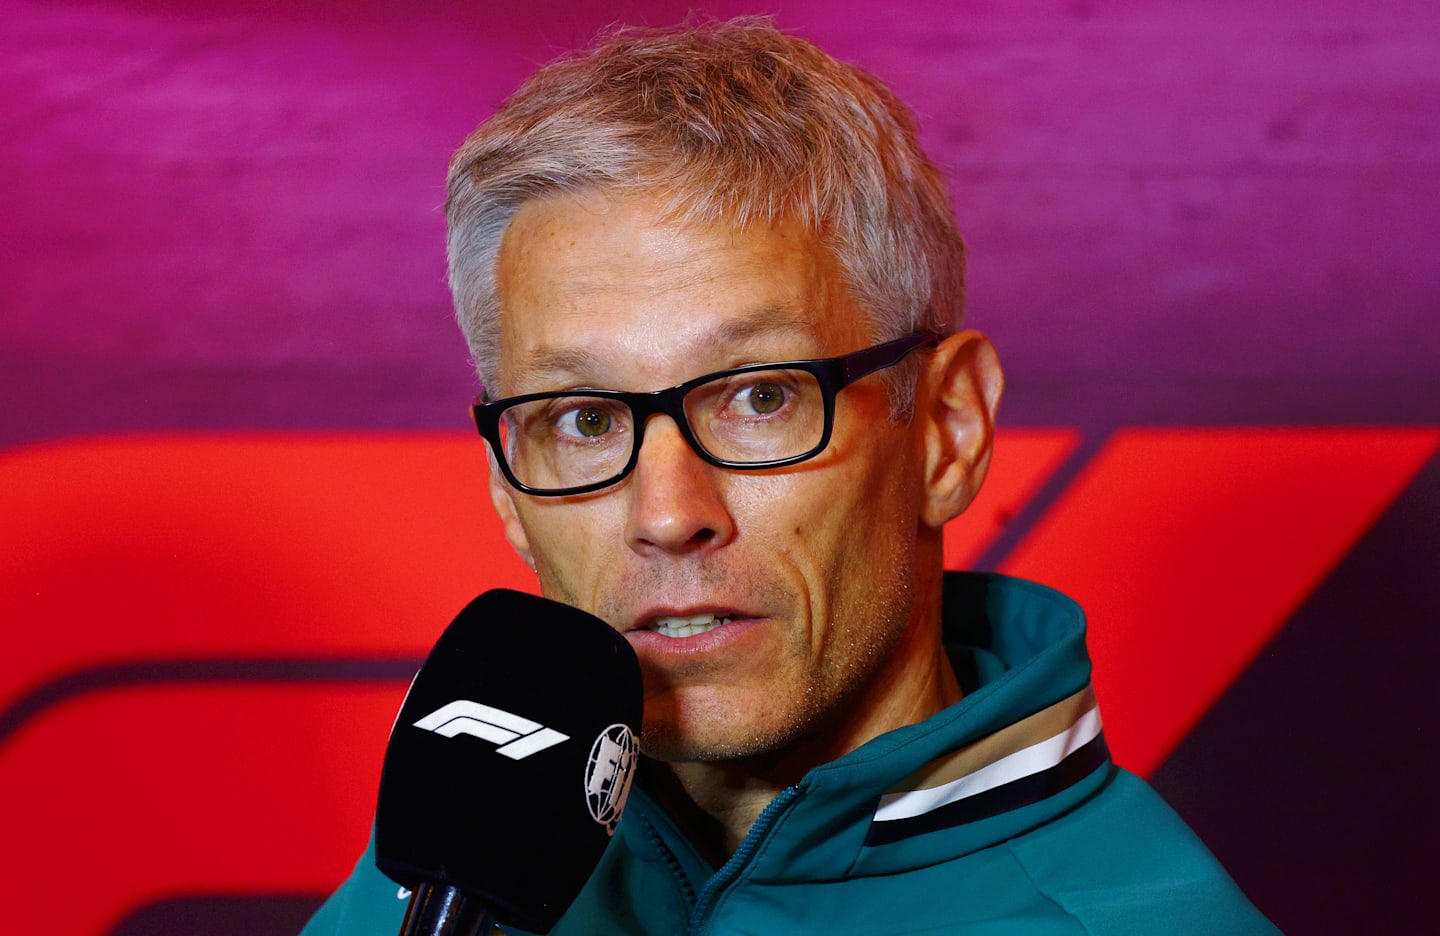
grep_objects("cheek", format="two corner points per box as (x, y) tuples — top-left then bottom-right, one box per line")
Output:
(756, 461), (916, 624)
(813, 432), (918, 526)
(516, 502), (616, 603)
(809, 442), (922, 584)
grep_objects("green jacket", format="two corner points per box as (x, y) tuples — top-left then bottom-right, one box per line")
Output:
(304, 573), (1278, 934)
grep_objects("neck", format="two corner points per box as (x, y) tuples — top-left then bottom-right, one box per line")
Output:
(649, 574), (961, 866)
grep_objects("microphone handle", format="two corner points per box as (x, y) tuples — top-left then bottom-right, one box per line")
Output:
(399, 881), (495, 936)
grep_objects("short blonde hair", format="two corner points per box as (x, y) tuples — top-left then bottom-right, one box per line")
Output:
(447, 17), (965, 402)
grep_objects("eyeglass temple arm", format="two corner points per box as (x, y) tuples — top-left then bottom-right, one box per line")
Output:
(841, 331), (941, 383)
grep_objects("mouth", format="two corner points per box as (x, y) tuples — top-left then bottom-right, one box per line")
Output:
(641, 613), (736, 639)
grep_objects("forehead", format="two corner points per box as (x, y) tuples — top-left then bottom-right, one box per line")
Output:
(492, 189), (869, 394)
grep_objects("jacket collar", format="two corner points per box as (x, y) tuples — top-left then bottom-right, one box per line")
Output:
(627, 572), (1111, 881)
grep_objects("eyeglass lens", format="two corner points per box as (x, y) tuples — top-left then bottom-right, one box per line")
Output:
(497, 367), (826, 491)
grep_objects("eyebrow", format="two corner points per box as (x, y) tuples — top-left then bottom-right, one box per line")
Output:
(518, 305), (816, 387)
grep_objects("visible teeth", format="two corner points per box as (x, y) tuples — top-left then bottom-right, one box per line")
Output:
(646, 614), (732, 638)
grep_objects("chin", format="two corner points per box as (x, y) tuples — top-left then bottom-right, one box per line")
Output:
(637, 716), (735, 763)
(637, 706), (810, 764)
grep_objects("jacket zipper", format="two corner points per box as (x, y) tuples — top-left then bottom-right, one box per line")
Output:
(642, 817), (698, 911)
(686, 784), (803, 936)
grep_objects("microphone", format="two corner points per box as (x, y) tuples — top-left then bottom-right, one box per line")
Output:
(374, 589), (644, 935)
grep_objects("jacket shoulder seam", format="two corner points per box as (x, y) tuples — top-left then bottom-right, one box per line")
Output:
(1002, 840), (1095, 936)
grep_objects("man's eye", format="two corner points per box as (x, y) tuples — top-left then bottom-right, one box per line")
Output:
(563, 406), (613, 438)
(744, 382), (786, 415)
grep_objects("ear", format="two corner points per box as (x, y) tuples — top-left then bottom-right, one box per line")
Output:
(487, 452), (536, 571)
(918, 330), (1004, 529)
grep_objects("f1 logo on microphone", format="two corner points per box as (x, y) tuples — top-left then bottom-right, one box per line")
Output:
(413, 700), (569, 760)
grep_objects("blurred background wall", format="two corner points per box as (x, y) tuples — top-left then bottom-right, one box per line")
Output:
(3, 1), (1436, 933)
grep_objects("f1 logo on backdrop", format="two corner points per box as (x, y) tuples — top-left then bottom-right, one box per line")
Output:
(1, 428), (1436, 936)
(413, 700), (569, 760)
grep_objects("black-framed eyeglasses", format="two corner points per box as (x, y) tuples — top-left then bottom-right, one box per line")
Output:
(472, 331), (940, 496)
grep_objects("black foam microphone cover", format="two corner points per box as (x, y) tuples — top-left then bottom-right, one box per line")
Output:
(375, 589), (644, 933)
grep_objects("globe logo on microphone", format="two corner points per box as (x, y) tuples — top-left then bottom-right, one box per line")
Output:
(585, 723), (638, 835)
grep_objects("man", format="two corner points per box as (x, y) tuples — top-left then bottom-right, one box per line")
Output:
(306, 18), (1276, 934)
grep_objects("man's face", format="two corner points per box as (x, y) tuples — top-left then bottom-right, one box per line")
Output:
(489, 190), (938, 762)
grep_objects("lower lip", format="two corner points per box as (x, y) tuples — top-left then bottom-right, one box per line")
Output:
(624, 617), (763, 659)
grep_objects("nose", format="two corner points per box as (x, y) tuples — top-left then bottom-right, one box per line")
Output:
(624, 416), (736, 556)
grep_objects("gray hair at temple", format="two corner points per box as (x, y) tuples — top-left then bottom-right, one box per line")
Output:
(445, 17), (965, 407)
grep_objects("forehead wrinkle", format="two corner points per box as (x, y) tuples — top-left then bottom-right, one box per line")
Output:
(708, 305), (815, 350)
(508, 304), (821, 393)
(528, 202), (755, 300)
